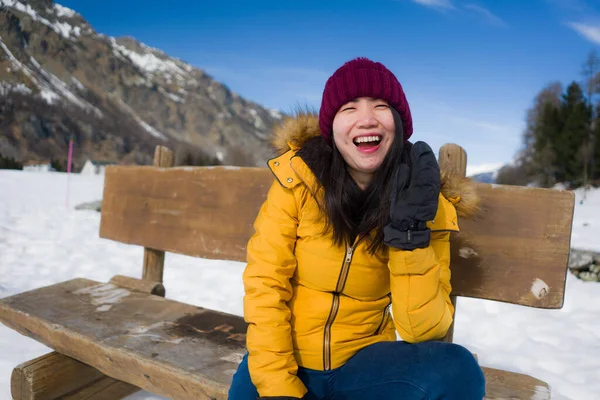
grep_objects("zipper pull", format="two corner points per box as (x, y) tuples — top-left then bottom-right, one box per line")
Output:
(346, 246), (353, 263)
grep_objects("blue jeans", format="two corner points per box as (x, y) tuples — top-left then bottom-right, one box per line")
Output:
(228, 341), (486, 399)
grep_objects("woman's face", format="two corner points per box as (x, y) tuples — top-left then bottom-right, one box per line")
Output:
(332, 97), (395, 189)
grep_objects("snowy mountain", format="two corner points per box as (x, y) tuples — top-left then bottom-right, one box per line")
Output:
(0, 0), (283, 169)
(467, 163), (503, 183)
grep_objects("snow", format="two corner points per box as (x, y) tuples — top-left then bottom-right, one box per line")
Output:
(249, 108), (266, 129)
(109, 37), (195, 85)
(39, 88), (59, 104)
(29, 56), (98, 113)
(71, 76), (85, 91)
(0, 35), (99, 113)
(138, 120), (168, 140)
(115, 99), (168, 140)
(269, 108), (283, 120)
(467, 162), (504, 177)
(0, 81), (32, 96)
(53, 4), (77, 18)
(158, 87), (184, 103)
(0, 170), (599, 400)
(0, 0), (82, 40)
(53, 21), (81, 39)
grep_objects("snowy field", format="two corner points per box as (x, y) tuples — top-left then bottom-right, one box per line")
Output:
(1, 169), (599, 400)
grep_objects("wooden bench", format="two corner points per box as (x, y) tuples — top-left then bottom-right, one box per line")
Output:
(0, 144), (575, 400)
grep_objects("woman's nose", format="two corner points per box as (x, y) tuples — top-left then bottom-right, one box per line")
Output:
(356, 111), (378, 128)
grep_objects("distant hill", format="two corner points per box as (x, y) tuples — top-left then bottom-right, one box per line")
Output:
(467, 163), (503, 184)
(470, 171), (497, 184)
(0, 0), (283, 169)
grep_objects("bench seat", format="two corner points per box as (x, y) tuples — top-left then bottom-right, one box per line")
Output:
(0, 278), (247, 399)
(0, 278), (549, 400)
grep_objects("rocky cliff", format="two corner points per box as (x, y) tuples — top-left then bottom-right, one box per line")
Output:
(0, 0), (283, 170)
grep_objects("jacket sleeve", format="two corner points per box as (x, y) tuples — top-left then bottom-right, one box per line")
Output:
(242, 180), (308, 398)
(388, 194), (458, 343)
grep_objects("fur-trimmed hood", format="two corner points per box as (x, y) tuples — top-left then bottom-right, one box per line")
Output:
(271, 112), (481, 219)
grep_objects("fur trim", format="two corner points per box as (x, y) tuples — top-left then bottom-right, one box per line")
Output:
(272, 111), (321, 154)
(270, 113), (481, 219)
(440, 172), (481, 219)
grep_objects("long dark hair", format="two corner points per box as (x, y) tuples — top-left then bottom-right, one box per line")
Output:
(297, 108), (410, 254)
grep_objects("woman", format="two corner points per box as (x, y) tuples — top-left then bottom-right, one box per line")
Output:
(229, 57), (485, 399)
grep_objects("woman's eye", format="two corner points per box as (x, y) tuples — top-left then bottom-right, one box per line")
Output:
(341, 107), (356, 112)
(375, 104), (389, 109)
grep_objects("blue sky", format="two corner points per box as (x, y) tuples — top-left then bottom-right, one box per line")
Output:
(59, 0), (600, 171)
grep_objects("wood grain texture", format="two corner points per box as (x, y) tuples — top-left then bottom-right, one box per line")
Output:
(109, 275), (165, 297)
(449, 183), (574, 308)
(142, 145), (175, 284)
(482, 366), (550, 400)
(10, 272), (170, 400)
(99, 164), (574, 307)
(0, 279), (247, 400)
(0, 279), (550, 400)
(99, 165), (274, 263)
(438, 144), (467, 344)
(438, 143), (467, 177)
(60, 376), (139, 400)
(11, 352), (138, 400)
(11, 352), (103, 400)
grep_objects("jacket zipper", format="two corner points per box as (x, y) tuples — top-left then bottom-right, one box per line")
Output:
(375, 294), (392, 335)
(323, 241), (357, 370)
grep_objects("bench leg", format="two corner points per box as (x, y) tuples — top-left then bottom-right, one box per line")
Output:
(11, 351), (139, 400)
(60, 375), (139, 400)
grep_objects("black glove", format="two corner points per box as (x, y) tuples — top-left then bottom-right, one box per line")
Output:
(383, 141), (440, 250)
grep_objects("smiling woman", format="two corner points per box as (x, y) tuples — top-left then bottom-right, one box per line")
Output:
(229, 57), (486, 400)
(331, 97), (395, 189)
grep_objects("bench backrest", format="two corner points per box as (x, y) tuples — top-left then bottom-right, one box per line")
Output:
(99, 145), (575, 309)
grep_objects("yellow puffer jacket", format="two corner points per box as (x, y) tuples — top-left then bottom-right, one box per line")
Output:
(243, 113), (479, 398)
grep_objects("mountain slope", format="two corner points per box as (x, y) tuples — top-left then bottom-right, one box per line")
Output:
(0, 0), (283, 169)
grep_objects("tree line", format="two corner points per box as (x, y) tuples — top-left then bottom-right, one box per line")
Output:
(497, 50), (600, 189)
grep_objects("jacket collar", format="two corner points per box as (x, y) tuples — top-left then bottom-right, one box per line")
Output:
(268, 112), (480, 219)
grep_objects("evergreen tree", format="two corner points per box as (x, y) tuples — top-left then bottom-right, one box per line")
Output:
(534, 102), (562, 186)
(559, 82), (591, 185)
(0, 154), (22, 170)
(581, 50), (600, 185)
(593, 104), (600, 183)
(519, 82), (563, 187)
(50, 159), (65, 172)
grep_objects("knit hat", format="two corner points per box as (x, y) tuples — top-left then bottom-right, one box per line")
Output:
(318, 57), (413, 144)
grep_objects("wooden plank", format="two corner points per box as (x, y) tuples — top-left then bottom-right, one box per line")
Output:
(0, 279), (247, 400)
(60, 376), (138, 400)
(449, 183), (574, 308)
(99, 165), (274, 262)
(99, 163), (574, 308)
(10, 274), (168, 400)
(11, 351), (138, 400)
(142, 145), (175, 284)
(482, 366), (550, 400)
(11, 352), (103, 400)
(109, 275), (165, 297)
(438, 143), (467, 344)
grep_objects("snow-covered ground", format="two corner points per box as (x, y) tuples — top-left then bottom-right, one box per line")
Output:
(0, 170), (599, 400)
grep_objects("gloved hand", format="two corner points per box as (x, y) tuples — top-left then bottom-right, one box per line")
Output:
(383, 141), (440, 250)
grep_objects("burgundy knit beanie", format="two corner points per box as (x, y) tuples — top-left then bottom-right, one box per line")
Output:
(319, 57), (413, 144)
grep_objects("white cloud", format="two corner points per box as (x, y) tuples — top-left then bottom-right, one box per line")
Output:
(409, 1), (506, 27)
(410, 0), (455, 11)
(464, 4), (508, 27)
(567, 22), (600, 45)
